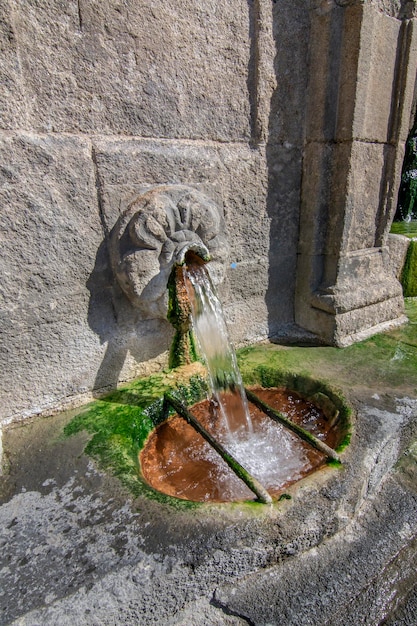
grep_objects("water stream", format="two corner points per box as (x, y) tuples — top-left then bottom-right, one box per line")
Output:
(181, 256), (322, 495)
(140, 255), (339, 502)
(183, 258), (253, 437)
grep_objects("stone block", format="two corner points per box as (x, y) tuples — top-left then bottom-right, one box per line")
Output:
(0, 133), (104, 422)
(298, 141), (334, 258)
(387, 232), (410, 280)
(0, 1), (27, 129)
(345, 5), (401, 143)
(268, 0), (310, 146)
(299, 140), (401, 258)
(342, 141), (397, 251)
(305, 3), (347, 143)
(307, 4), (417, 145)
(93, 137), (270, 263)
(10, 0), (251, 141)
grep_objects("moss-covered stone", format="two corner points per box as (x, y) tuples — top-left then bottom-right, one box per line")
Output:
(167, 265), (199, 368)
(238, 300), (417, 393)
(64, 366), (208, 507)
(63, 298), (417, 505)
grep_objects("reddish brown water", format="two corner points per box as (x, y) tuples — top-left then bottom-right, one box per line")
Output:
(140, 387), (341, 503)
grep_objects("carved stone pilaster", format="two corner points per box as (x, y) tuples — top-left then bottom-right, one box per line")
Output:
(295, 2), (417, 345)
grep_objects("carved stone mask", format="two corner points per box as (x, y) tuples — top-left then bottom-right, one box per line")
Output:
(109, 185), (229, 319)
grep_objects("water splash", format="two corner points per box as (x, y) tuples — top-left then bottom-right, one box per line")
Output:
(183, 258), (253, 437)
(166, 256), (331, 501)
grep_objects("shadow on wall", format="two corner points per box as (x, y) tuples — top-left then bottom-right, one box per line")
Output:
(87, 2), (311, 392)
(246, 0), (309, 337)
(87, 238), (172, 396)
(265, 2), (309, 337)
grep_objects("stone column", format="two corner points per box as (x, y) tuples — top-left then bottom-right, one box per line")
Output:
(295, 0), (417, 346)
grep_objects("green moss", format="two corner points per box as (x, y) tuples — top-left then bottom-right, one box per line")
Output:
(326, 459), (343, 468)
(64, 372), (208, 508)
(169, 329), (199, 369)
(63, 299), (417, 505)
(167, 265), (200, 368)
(401, 240), (417, 297)
(238, 301), (417, 393)
(335, 431), (352, 453)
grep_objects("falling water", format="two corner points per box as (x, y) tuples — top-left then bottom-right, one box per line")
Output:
(143, 253), (331, 502)
(183, 257), (253, 437)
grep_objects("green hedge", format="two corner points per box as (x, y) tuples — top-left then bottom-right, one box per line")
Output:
(401, 239), (417, 297)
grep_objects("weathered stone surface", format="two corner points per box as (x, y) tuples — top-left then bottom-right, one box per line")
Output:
(306, 4), (416, 144)
(0, 1), (27, 129)
(108, 184), (229, 319)
(268, 0), (310, 146)
(387, 232), (410, 278)
(9, 0), (251, 141)
(0, 133), (104, 421)
(342, 5), (401, 142)
(313, 0), (417, 19)
(93, 138), (301, 344)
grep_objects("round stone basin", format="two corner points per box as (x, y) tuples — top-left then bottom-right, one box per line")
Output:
(140, 386), (347, 503)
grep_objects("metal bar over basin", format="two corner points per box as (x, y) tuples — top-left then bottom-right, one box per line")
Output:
(163, 393), (273, 504)
(245, 388), (341, 463)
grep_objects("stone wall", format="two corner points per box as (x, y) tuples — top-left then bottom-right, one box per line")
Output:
(295, 0), (417, 345)
(0, 1), (309, 422)
(0, 0), (415, 423)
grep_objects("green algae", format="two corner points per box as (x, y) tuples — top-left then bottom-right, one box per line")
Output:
(63, 298), (417, 505)
(167, 265), (199, 368)
(169, 328), (199, 369)
(238, 299), (417, 393)
(64, 372), (208, 508)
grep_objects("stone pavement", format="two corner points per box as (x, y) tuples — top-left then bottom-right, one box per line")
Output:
(1, 387), (416, 625)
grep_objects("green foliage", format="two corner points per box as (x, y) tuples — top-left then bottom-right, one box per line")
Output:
(395, 116), (417, 221)
(401, 240), (417, 297)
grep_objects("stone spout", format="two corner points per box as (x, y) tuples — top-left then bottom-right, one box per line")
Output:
(109, 185), (229, 321)
(173, 239), (210, 266)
